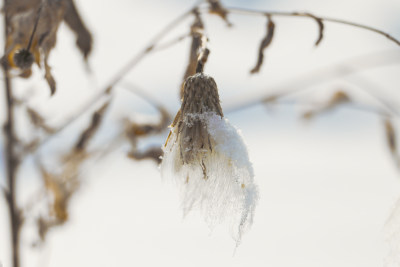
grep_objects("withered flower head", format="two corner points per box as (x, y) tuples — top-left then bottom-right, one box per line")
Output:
(177, 73), (223, 165)
(162, 73), (258, 246)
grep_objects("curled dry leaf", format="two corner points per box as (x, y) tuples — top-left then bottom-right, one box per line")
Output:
(304, 13), (324, 46)
(75, 101), (111, 151)
(37, 149), (84, 242)
(4, 0), (92, 95)
(63, 0), (93, 59)
(250, 15), (275, 74)
(207, 0), (232, 26)
(303, 90), (350, 119)
(40, 166), (70, 223)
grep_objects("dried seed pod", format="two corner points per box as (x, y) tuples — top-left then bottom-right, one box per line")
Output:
(175, 73), (223, 165)
(250, 16), (275, 74)
(162, 73), (258, 246)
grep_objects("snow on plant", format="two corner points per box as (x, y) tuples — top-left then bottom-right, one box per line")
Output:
(161, 72), (259, 245)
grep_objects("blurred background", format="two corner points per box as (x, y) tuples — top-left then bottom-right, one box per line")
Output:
(1, 0), (400, 266)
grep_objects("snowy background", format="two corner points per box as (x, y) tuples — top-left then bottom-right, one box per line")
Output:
(1, 0), (400, 266)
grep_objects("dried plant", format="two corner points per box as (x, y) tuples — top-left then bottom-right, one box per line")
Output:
(3, 0), (92, 95)
(162, 67), (258, 246)
(1, 0), (400, 266)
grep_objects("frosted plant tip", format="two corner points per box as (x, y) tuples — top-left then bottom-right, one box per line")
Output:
(161, 73), (259, 245)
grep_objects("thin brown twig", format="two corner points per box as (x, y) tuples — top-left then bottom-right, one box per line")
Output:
(219, 7), (400, 46)
(2, 24), (22, 267)
(26, 2), (44, 52)
(151, 32), (191, 52)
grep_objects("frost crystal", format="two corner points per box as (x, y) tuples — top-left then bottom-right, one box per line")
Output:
(161, 73), (258, 245)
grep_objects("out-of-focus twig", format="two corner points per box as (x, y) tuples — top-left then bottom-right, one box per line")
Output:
(2, 13), (22, 267)
(224, 50), (400, 114)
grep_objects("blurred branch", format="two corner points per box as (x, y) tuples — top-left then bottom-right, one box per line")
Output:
(264, 98), (392, 119)
(151, 32), (191, 52)
(225, 50), (400, 114)
(74, 101), (111, 151)
(2, 23), (22, 267)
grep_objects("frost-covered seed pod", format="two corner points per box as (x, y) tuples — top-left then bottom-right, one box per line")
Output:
(162, 73), (259, 246)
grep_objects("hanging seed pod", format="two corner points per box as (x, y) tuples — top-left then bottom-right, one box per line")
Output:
(162, 72), (259, 246)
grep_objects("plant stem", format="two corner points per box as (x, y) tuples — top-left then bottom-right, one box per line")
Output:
(3, 7), (21, 267)
(3, 64), (21, 267)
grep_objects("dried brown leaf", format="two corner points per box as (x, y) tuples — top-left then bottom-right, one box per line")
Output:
(63, 0), (93, 59)
(250, 16), (275, 74)
(207, 0), (232, 26)
(4, 0), (92, 94)
(128, 147), (163, 164)
(75, 101), (110, 151)
(40, 166), (69, 222)
(125, 106), (171, 144)
(303, 90), (351, 119)
(305, 13), (324, 46)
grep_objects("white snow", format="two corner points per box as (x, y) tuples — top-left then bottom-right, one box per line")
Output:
(161, 112), (258, 245)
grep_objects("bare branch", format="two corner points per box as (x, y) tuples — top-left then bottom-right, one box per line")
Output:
(223, 7), (400, 46)
(75, 101), (111, 151)
(302, 90), (350, 119)
(2, 9), (22, 266)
